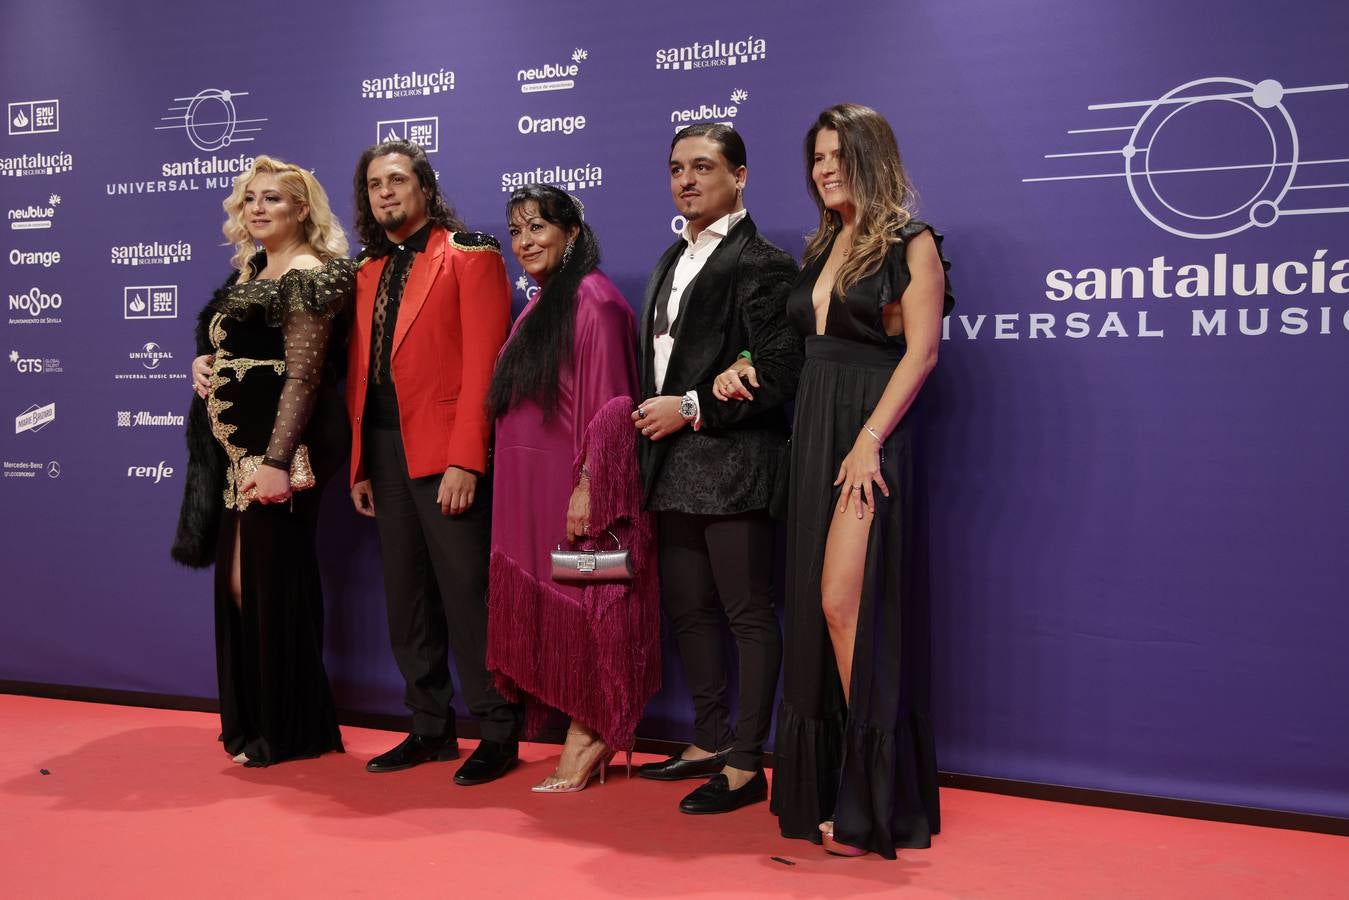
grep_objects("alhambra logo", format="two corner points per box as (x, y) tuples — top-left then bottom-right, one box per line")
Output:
(0, 151), (74, 178)
(500, 163), (602, 193)
(655, 35), (767, 71)
(671, 89), (748, 133)
(106, 88), (263, 196)
(362, 67), (455, 100)
(116, 410), (184, 428)
(518, 48), (588, 93)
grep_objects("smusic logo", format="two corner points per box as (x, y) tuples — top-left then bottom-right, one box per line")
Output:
(123, 285), (179, 319)
(8, 99), (59, 135)
(500, 163), (602, 193)
(362, 67), (455, 100)
(655, 35), (767, 71)
(377, 117), (439, 152)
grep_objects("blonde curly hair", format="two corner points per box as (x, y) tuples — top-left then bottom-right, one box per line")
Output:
(222, 155), (348, 279)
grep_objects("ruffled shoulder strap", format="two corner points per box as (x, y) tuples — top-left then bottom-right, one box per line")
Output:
(886, 219), (955, 316)
(271, 257), (356, 324)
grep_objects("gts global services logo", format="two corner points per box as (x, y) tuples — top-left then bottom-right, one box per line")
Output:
(672, 89), (748, 133)
(362, 67), (455, 100)
(9, 350), (63, 375)
(377, 116), (438, 153)
(9, 194), (60, 230)
(656, 35), (767, 71)
(8, 99), (59, 135)
(123, 285), (178, 319)
(0, 150), (74, 178)
(500, 163), (602, 193)
(518, 48), (588, 94)
(111, 243), (191, 267)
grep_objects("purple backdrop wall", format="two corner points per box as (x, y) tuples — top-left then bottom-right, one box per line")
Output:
(2, 0), (1346, 818)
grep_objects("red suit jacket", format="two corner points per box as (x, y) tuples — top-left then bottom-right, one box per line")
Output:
(347, 227), (510, 484)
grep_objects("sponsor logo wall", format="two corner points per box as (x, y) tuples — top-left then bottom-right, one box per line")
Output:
(1, 0), (1345, 822)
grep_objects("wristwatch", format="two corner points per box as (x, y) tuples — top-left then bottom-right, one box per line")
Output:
(678, 394), (698, 420)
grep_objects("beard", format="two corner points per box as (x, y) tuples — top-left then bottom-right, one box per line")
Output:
(378, 208), (408, 233)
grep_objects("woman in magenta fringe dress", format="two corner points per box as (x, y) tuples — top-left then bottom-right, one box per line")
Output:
(486, 184), (659, 793)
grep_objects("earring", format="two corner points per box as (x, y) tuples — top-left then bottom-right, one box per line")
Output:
(561, 237), (575, 266)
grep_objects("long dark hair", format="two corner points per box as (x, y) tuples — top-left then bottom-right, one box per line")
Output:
(352, 139), (465, 257)
(802, 103), (917, 295)
(487, 184), (599, 420)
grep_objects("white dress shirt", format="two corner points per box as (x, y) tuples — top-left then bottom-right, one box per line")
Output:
(653, 208), (748, 425)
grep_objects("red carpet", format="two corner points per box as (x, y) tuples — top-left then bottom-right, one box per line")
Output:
(1, 695), (1345, 898)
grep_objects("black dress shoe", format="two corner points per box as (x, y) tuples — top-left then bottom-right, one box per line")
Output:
(678, 769), (768, 815)
(365, 733), (459, 773)
(636, 749), (731, 781)
(453, 739), (519, 786)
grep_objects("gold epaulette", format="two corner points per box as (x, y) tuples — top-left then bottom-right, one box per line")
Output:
(450, 231), (501, 253)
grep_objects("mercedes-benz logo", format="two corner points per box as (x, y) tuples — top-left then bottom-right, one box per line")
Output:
(47, 460), (60, 478)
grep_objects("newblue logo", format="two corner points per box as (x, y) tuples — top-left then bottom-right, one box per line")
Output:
(377, 117), (438, 152)
(672, 89), (748, 133)
(0, 151), (74, 178)
(9, 194), (59, 230)
(363, 68), (455, 100)
(112, 244), (191, 267)
(8, 99), (59, 135)
(123, 285), (178, 319)
(500, 163), (602, 193)
(518, 49), (587, 93)
(656, 36), (766, 71)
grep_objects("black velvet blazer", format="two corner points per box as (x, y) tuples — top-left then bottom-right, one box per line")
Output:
(637, 214), (802, 515)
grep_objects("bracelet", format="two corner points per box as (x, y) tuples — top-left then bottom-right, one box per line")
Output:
(737, 350), (753, 362)
(861, 424), (883, 444)
(261, 455), (291, 470)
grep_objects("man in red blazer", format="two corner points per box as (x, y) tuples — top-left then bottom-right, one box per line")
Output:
(347, 139), (521, 785)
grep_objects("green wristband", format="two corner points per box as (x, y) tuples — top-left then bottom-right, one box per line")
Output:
(737, 350), (753, 362)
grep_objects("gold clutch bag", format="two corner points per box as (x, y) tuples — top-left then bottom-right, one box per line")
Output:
(237, 444), (315, 501)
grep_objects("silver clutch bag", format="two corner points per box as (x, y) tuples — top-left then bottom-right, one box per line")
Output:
(550, 529), (634, 582)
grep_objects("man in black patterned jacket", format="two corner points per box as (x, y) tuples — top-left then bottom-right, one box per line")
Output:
(632, 123), (802, 815)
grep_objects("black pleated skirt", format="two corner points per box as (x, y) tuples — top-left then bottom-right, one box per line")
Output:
(770, 335), (940, 858)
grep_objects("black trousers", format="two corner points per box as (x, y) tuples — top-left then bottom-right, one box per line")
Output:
(658, 509), (782, 771)
(365, 427), (520, 743)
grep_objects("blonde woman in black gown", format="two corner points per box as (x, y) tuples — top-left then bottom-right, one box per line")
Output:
(715, 103), (953, 857)
(174, 155), (354, 766)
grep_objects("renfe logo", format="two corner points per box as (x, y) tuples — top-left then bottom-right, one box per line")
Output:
(128, 461), (174, 483)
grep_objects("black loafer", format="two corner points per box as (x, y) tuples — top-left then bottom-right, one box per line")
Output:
(365, 733), (459, 773)
(453, 739), (519, 786)
(636, 749), (731, 781)
(678, 769), (768, 815)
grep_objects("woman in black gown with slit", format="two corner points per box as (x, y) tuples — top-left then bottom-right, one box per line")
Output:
(717, 103), (953, 857)
(173, 156), (353, 766)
